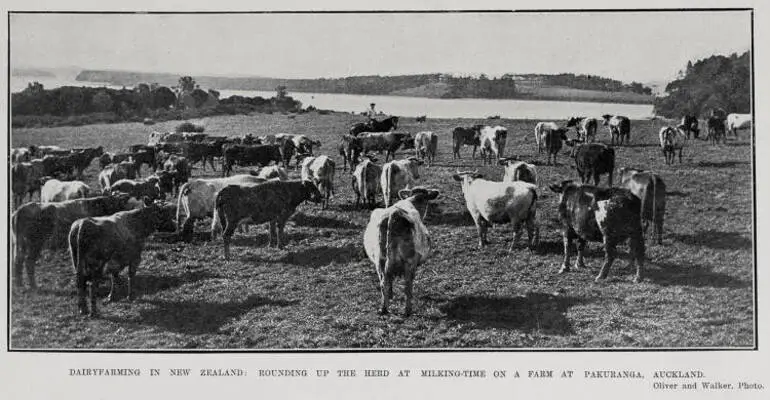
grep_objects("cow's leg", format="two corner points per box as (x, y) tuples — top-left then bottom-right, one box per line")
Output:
(509, 220), (522, 252)
(106, 268), (119, 303)
(678, 148), (683, 163)
(26, 253), (37, 290)
(559, 231), (572, 274)
(76, 272), (88, 316)
(475, 217), (489, 248)
(575, 237), (587, 270)
(276, 217), (289, 249)
(379, 273), (393, 315)
(267, 221), (277, 247)
(127, 260), (138, 302)
(607, 171), (613, 187)
(222, 220), (237, 260)
(403, 265), (415, 317)
(181, 217), (195, 243)
(595, 240), (617, 282)
(629, 232), (645, 283)
(655, 214), (664, 245)
(88, 278), (99, 317)
(526, 212), (539, 251)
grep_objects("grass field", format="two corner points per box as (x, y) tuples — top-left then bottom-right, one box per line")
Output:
(10, 111), (754, 349)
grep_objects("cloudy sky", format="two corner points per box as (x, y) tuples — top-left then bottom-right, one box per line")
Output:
(10, 11), (751, 83)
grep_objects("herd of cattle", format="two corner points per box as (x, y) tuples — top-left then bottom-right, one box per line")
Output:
(10, 111), (752, 317)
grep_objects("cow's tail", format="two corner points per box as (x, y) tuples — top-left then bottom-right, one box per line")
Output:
(650, 174), (658, 241)
(176, 182), (191, 232)
(381, 212), (395, 280)
(357, 168), (367, 205)
(384, 164), (395, 207)
(211, 202), (223, 240)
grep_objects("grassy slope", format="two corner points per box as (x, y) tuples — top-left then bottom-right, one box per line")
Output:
(10, 113), (753, 349)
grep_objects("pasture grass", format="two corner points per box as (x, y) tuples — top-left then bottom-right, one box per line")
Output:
(10, 112), (754, 349)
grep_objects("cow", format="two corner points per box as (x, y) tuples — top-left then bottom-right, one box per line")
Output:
(363, 187), (439, 316)
(569, 142), (615, 186)
(349, 116), (399, 136)
(68, 147), (104, 177)
(179, 142), (219, 171)
(706, 115), (727, 145)
(452, 125), (483, 159)
(278, 138), (297, 169)
(11, 194), (132, 289)
(619, 167), (666, 245)
(679, 115), (700, 140)
(300, 155), (336, 209)
(355, 132), (411, 162)
(12, 161), (46, 206)
(290, 135), (322, 156)
(161, 155), (191, 195)
(130, 150), (157, 176)
(176, 175), (267, 241)
(352, 156), (382, 208)
(534, 122), (559, 153)
(381, 157), (423, 208)
(107, 176), (164, 202)
(11, 147), (35, 164)
(250, 165), (289, 181)
(212, 180), (323, 259)
(337, 134), (361, 171)
(41, 179), (92, 203)
(452, 171), (539, 251)
(414, 131), (438, 165)
(543, 126), (570, 165)
(41, 154), (76, 179)
(601, 115), (631, 146)
(36, 145), (68, 157)
(99, 161), (138, 190)
(149, 131), (184, 145)
(727, 113), (752, 138)
(68, 200), (176, 316)
(260, 134), (277, 145)
(221, 144), (282, 176)
(415, 115), (427, 123)
(659, 126), (686, 164)
(478, 125), (508, 164)
(98, 152), (133, 170)
(548, 180), (645, 283)
(499, 158), (537, 185)
(566, 117), (598, 143)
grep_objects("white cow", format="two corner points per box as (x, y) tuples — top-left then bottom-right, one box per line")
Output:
(40, 179), (92, 203)
(413, 131), (438, 165)
(659, 126), (687, 165)
(479, 125), (508, 164)
(452, 171), (539, 250)
(251, 165), (289, 181)
(352, 157), (382, 208)
(300, 155), (336, 208)
(363, 187), (439, 316)
(176, 174), (266, 241)
(380, 157), (423, 207)
(498, 158), (537, 185)
(726, 113), (752, 138)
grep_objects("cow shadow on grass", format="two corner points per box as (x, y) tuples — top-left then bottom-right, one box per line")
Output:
(292, 212), (361, 229)
(624, 142), (661, 148)
(93, 270), (225, 300)
(645, 261), (749, 289)
(670, 230), (752, 250)
(433, 211), (473, 227)
(436, 292), (588, 334)
(534, 240), (605, 258)
(276, 243), (366, 267)
(120, 295), (298, 335)
(666, 190), (689, 198)
(696, 160), (750, 168)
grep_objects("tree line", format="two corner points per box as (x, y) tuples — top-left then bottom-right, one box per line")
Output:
(653, 51), (750, 118)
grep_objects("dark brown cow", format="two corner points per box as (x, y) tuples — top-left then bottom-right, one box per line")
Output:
(337, 134), (361, 171)
(162, 155), (191, 194)
(354, 132), (411, 162)
(213, 180), (323, 259)
(451, 125), (484, 159)
(11, 194), (131, 289)
(68, 201), (176, 316)
(549, 180), (645, 283)
(619, 167), (667, 245)
(569, 142), (615, 186)
(543, 127), (569, 165)
(221, 144), (282, 176)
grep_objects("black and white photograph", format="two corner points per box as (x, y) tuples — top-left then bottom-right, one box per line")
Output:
(7, 7), (755, 353)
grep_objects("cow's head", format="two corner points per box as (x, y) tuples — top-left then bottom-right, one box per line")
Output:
(398, 186), (440, 220)
(406, 156), (424, 179)
(391, 116), (399, 131)
(617, 167), (645, 187)
(548, 180), (578, 202)
(498, 156), (519, 166)
(495, 127), (508, 142)
(452, 170), (484, 188)
(565, 117), (583, 127)
(301, 180), (324, 204)
(601, 114), (613, 125)
(141, 200), (177, 232)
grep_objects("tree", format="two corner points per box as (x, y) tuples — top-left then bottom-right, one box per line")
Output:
(275, 85), (288, 98)
(91, 91), (114, 113)
(178, 76), (196, 92)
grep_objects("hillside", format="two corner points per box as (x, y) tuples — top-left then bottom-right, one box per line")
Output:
(76, 70), (655, 104)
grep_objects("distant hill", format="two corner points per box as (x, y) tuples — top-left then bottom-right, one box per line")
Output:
(12, 68), (56, 78)
(76, 70), (654, 104)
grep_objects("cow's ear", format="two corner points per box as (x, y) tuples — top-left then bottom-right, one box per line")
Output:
(452, 174), (463, 182)
(472, 173), (484, 180)
(398, 189), (413, 200)
(548, 182), (564, 193)
(426, 190), (440, 200)
(142, 196), (152, 207)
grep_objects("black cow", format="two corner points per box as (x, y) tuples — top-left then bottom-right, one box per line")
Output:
(706, 116), (727, 145)
(213, 180), (323, 259)
(354, 132), (411, 162)
(570, 143), (615, 186)
(451, 125), (484, 159)
(679, 115), (700, 139)
(221, 144), (282, 176)
(543, 127), (569, 165)
(549, 180), (645, 283)
(349, 116), (399, 136)
(337, 134), (361, 171)
(179, 142), (219, 171)
(601, 115), (631, 146)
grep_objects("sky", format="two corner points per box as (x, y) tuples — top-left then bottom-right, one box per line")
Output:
(10, 11), (752, 84)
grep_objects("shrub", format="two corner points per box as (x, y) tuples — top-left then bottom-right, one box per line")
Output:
(175, 121), (205, 133)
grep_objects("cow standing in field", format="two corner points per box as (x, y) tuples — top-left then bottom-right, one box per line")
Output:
(499, 158), (537, 185)
(99, 152), (133, 170)
(250, 165), (289, 181)
(11, 194), (131, 289)
(300, 155), (336, 209)
(68, 147), (104, 178)
(659, 126), (686, 164)
(176, 175), (267, 241)
(619, 167), (666, 245)
(41, 179), (92, 203)
(534, 122), (559, 153)
(414, 131), (439, 165)
(381, 157), (424, 208)
(570, 142), (615, 186)
(352, 156), (382, 208)
(453, 171), (539, 251)
(337, 134), (361, 171)
(727, 113), (752, 138)
(706, 116), (727, 145)
(213, 180), (323, 259)
(452, 125), (483, 159)
(566, 117), (598, 143)
(679, 115), (700, 140)
(349, 116), (400, 136)
(12, 160), (46, 206)
(355, 132), (411, 162)
(162, 155), (191, 194)
(548, 180), (645, 283)
(68, 200), (176, 316)
(543, 126), (570, 166)
(11, 147), (35, 164)
(602, 115), (631, 146)
(99, 161), (138, 191)
(107, 176), (164, 202)
(221, 144), (282, 176)
(363, 187), (439, 316)
(478, 125), (508, 165)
